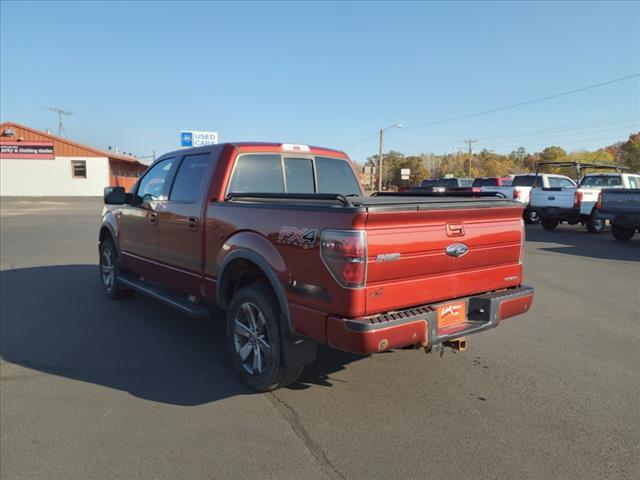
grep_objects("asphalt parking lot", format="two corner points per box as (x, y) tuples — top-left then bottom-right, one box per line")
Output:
(1, 197), (638, 480)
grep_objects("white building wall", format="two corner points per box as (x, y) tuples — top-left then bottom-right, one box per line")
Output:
(0, 156), (110, 196)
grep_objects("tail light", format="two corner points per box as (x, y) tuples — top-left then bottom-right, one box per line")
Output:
(519, 219), (525, 265)
(595, 192), (602, 210)
(320, 230), (367, 288)
(574, 191), (583, 208)
(513, 189), (521, 200)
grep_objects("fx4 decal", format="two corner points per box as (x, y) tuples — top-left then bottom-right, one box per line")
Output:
(277, 226), (318, 249)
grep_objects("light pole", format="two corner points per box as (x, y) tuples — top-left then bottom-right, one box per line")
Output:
(377, 124), (403, 191)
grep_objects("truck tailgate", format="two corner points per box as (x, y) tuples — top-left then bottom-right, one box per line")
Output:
(361, 200), (524, 315)
(530, 187), (575, 209)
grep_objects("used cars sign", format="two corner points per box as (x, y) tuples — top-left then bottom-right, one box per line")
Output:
(180, 130), (218, 148)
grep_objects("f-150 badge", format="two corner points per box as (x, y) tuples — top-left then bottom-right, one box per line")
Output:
(278, 226), (318, 249)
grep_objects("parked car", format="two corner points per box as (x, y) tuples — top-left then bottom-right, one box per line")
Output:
(530, 164), (635, 233)
(473, 177), (504, 187)
(481, 173), (577, 224)
(417, 177), (474, 192)
(597, 188), (640, 241)
(99, 142), (534, 391)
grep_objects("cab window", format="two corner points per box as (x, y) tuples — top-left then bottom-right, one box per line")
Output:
(227, 154), (284, 193)
(170, 153), (210, 202)
(137, 158), (175, 201)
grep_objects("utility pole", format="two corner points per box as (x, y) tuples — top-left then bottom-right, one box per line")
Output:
(463, 139), (477, 177)
(49, 107), (73, 137)
(377, 123), (403, 191)
(378, 129), (384, 191)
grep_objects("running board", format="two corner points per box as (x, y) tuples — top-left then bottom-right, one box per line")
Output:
(118, 275), (211, 318)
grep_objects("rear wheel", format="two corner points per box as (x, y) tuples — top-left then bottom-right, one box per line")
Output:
(524, 209), (540, 224)
(611, 226), (635, 241)
(227, 284), (303, 392)
(541, 218), (559, 231)
(586, 214), (605, 234)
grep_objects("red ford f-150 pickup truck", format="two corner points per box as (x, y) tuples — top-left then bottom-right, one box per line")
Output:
(99, 142), (534, 391)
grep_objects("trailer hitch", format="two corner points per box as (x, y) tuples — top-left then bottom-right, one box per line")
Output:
(424, 337), (467, 356)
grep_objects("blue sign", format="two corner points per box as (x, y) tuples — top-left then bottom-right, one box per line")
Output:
(181, 131), (193, 147)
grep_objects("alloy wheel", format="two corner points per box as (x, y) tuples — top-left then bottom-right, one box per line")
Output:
(100, 248), (115, 291)
(233, 302), (271, 375)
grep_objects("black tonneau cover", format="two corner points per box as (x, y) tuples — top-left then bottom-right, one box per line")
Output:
(225, 192), (517, 212)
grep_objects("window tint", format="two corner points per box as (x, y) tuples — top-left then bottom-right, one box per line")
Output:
(71, 160), (87, 178)
(629, 176), (639, 188)
(315, 157), (361, 195)
(580, 175), (621, 187)
(138, 158), (175, 200)
(473, 178), (499, 187)
(170, 153), (210, 202)
(228, 154), (284, 193)
(284, 158), (314, 193)
(548, 177), (575, 188)
(512, 175), (539, 187)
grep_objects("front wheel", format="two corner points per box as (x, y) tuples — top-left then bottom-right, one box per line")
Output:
(586, 214), (605, 234)
(99, 238), (131, 300)
(542, 218), (559, 231)
(226, 285), (303, 392)
(611, 226), (635, 241)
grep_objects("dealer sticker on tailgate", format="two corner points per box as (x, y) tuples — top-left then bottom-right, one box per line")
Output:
(437, 301), (467, 329)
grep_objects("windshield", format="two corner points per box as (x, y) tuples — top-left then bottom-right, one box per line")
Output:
(420, 179), (438, 187)
(580, 175), (621, 187)
(472, 178), (500, 187)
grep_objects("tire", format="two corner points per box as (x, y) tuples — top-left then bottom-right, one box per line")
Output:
(99, 238), (131, 300)
(226, 284), (303, 392)
(541, 218), (559, 231)
(586, 214), (605, 234)
(524, 209), (540, 224)
(611, 226), (635, 241)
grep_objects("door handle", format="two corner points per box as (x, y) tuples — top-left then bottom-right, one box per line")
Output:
(148, 212), (157, 225)
(187, 217), (198, 232)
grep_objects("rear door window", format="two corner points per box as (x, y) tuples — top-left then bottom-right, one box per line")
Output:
(170, 153), (210, 203)
(228, 154), (284, 193)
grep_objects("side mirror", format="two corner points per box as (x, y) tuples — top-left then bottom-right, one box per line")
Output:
(104, 186), (126, 205)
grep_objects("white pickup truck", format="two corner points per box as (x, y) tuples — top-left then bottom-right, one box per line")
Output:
(530, 170), (639, 233)
(481, 173), (577, 224)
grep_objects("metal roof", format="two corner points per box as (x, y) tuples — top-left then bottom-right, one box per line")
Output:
(0, 121), (145, 166)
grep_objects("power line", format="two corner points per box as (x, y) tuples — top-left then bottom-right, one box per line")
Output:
(384, 114), (639, 154)
(344, 131), (380, 150)
(481, 134), (632, 151)
(403, 73), (640, 130)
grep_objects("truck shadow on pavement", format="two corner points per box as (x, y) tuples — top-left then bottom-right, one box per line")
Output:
(0, 265), (366, 405)
(525, 226), (639, 262)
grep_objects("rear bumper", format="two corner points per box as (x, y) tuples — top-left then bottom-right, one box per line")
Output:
(533, 206), (578, 220)
(326, 286), (534, 355)
(597, 211), (640, 229)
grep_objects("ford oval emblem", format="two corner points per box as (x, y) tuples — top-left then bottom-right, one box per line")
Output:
(446, 243), (469, 257)
(548, 196), (555, 200)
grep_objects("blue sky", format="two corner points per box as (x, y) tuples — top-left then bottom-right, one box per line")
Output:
(1, 1), (638, 164)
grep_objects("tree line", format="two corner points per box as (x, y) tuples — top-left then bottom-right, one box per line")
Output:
(361, 132), (639, 188)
